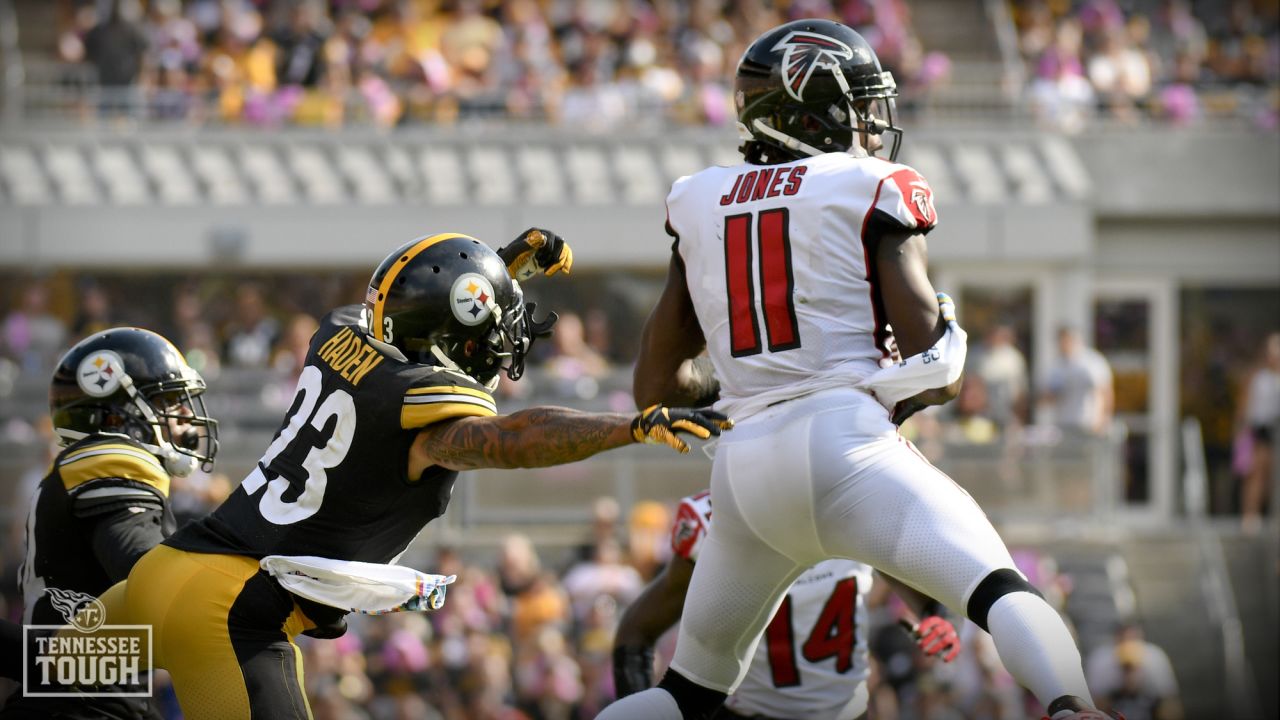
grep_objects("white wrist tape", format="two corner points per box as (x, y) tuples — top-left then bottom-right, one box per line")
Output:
(261, 555), (456, 615)
(855, 310), (968, 411)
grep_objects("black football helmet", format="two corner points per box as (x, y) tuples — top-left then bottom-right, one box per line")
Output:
(735, 18), (902, 163)
(50, 327), (219, 477)
(363, 233), (553, 388)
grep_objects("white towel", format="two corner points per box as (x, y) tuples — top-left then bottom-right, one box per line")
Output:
(855, 292), (968, 411)
(260, 555), (456, 615)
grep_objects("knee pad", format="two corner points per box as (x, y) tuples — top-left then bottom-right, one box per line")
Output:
(657, 668), (728, 720)
(966, 568), (1044, 632)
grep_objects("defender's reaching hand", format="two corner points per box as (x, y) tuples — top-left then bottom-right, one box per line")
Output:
(498, 228), (573, 280)
(900, 616), (961, 662)
(631, 405), (733, 454)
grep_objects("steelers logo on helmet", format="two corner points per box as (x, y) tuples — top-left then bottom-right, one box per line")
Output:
(76, 349), (126, 397)
(451, 273), (497, 327)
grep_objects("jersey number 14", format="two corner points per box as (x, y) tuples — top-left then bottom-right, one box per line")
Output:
(724, 208), (801, 357)
(765, 577), (859, 687)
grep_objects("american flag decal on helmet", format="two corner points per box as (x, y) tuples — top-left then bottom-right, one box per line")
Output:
(771, 30), (856, 102)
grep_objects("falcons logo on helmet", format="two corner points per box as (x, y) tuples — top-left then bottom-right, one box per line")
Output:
(772, 31), (858, 102)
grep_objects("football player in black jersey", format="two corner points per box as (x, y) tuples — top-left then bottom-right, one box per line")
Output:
(96, 229), (731, 720)
(1, 327), (218, 719)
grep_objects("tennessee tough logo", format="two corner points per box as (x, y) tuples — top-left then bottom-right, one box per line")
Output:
(771, 30), (856, 101)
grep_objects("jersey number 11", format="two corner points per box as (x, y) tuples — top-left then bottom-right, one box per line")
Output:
(724, 208), (801, 357)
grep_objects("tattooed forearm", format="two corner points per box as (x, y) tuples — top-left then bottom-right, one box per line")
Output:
(417, 407), (635, 471)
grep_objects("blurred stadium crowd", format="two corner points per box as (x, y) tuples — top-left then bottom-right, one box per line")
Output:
(1011, 0), (1279, 130)
(31, 0), (1278, 129)
(44, 0), (943, 127)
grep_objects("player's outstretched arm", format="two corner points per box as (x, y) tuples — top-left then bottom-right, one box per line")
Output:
(613, 553), (696, 696)
(411, 405), (732, 472)
(634, 254), (717, 409)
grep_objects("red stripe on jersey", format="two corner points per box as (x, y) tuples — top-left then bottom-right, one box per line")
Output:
(724, 213), (761, 356)
(758, 208), (800, 351)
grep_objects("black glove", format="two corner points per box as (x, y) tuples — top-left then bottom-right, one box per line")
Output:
(631, 405), (734, 454)
(612, 644), (654, 698)
(497, 227), (573, 280)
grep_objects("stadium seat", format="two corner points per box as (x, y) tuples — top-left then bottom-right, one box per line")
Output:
(418, 146), (468, 205)
(140, 145), (200, 205)
(90, 146), (149, 205)
(1001, 144), (1053, 204)
(287, 146), (344, 204)
(190, 146), (249, 205)
(468, 147), (517, 205)
(1040, 136), (1092, 200)
(565, 145), (614, 205)
(0, 145), (53, 205)
(952, 145), (1007, 204)
(613, 147), (664, 205)
(659, 145), (705, 183)
(44, 145), (101, 205)
(336, 146), (394, 205)
(517, 146), (567, 205)
(380, 145), (419, 197)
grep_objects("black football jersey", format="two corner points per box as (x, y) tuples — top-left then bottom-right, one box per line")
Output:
(8, 436), (172, 720)
(19, 436), (174, 626)
(167, 305), (498, 563)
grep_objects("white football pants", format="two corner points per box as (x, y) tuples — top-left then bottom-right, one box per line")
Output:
(672, 387), (1018, 694)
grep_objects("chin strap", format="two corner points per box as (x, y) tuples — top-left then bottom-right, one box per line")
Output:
(750, 118), (826, 158)
(118, 373), (198, 477)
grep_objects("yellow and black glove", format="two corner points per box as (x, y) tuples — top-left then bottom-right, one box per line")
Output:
(497, 227), (574, 280)
(631, 405), (733, 454)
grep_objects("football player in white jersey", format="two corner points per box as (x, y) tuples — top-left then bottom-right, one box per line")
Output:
(599, 18), (1107, 720)
(613, 490), (961, 720)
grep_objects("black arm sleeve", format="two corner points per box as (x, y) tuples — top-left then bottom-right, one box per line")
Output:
(613, 644), (655, 698)
(86, 506), (167, 582)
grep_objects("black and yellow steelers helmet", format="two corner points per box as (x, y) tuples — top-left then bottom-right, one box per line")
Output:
(50, 327), (219, 477)
(364, 233), (548, 387)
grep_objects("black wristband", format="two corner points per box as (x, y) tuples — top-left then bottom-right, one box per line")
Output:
(612, 644), (654, 698)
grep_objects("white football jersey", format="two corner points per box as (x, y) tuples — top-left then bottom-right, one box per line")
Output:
(666, 152), (938, 421)
(671, 492), (875, 720)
